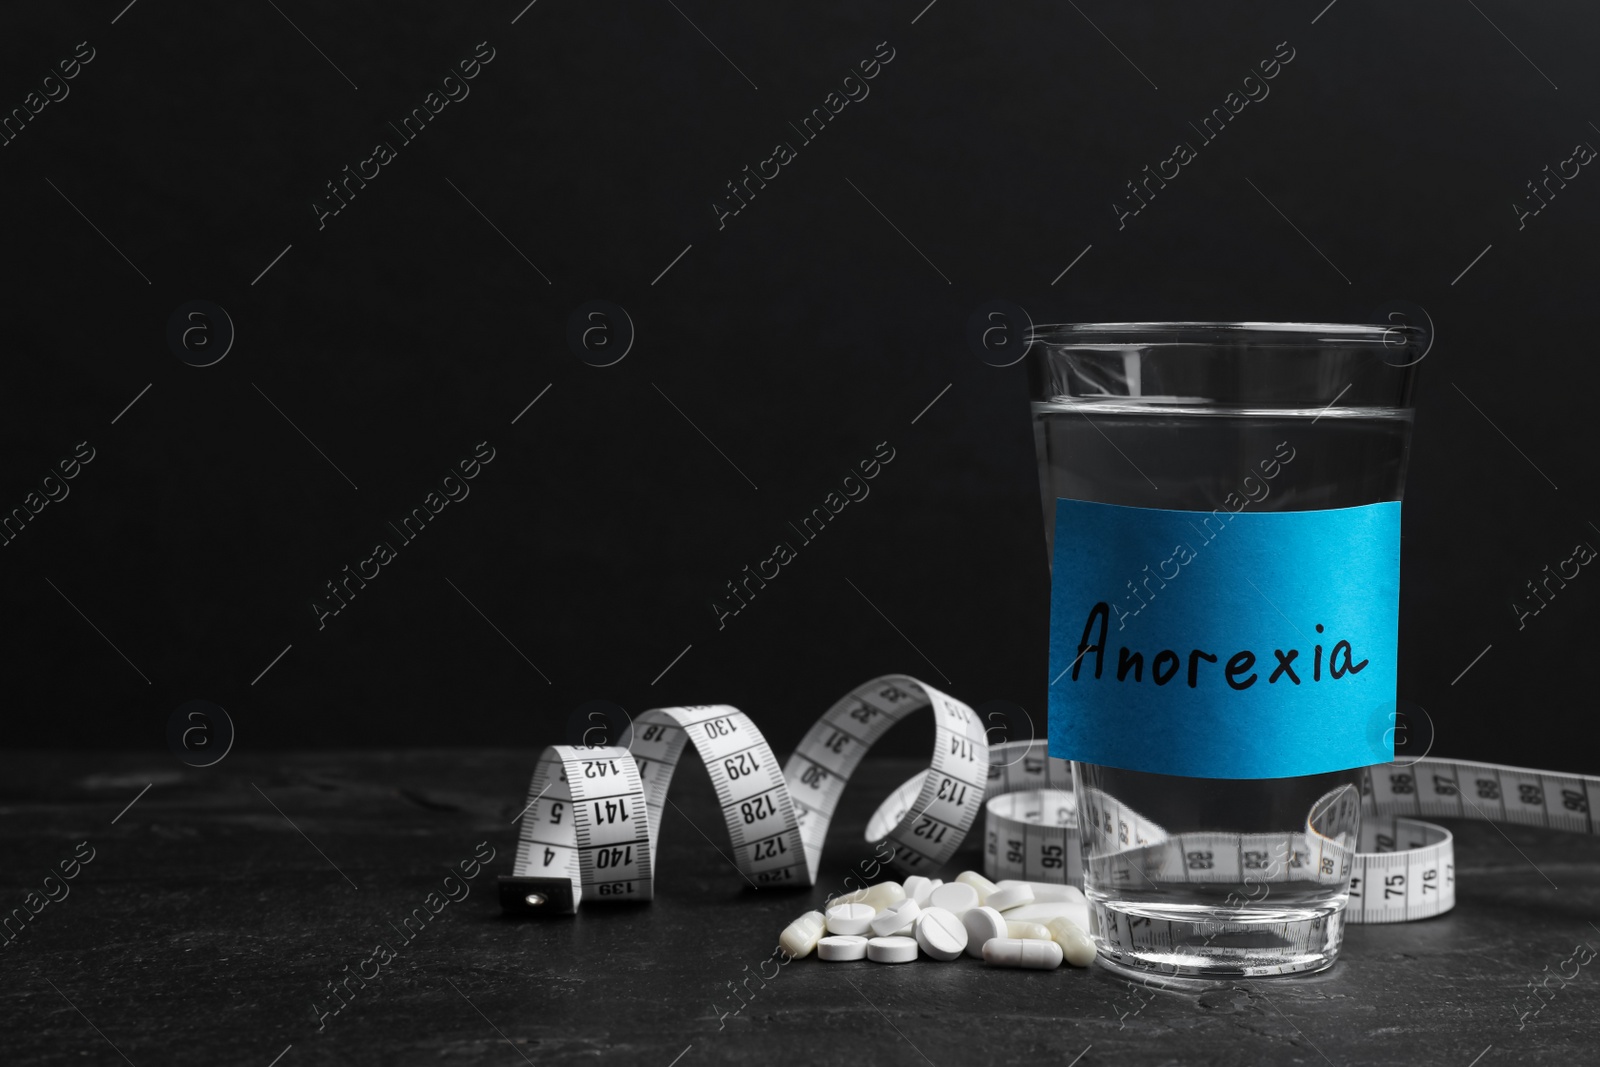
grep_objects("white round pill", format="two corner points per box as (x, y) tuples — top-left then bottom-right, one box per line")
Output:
(901, 875), (934, 906)
(867, 935), (919, 964)
(828, 887), (869, 907)
(871, 898), (921, 938)
(960, 905), (1007, 959)
(914, 907), (968, 961)
(817, 935), (869, 961)
(779, 910), (826, 959)
(825, 902), (876, 936)
(987, 884), (1036, 912)
(909, 878), (942, 907)
(955, 870), (998, 905)
(983, 936), (1064, 970)
(928, 881), (980, 916)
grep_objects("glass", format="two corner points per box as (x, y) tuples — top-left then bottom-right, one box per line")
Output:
(1028, 322), (1420, 978)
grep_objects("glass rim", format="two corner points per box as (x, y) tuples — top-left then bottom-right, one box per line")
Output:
(1029, 321), (1418, 347)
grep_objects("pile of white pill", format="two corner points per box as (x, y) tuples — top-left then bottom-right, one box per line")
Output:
(777, 872), (1096, 971)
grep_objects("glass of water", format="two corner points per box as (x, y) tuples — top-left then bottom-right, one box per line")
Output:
(1029, 322), (1420, 978)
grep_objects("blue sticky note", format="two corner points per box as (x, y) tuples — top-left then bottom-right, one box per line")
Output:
(1047, 499), (1401, 779)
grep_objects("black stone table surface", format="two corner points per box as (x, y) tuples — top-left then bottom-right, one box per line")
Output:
(2, 750), (1597, 1066)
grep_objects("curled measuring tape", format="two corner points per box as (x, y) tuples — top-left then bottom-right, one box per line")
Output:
(498, 677), (1596, 925)
(500, 675), (989, 914)
(1353, 756), (1596, 921)
(981, 743), (1600, 924)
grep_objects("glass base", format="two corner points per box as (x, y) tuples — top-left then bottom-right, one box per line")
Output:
(1089, 898), (1345, 979)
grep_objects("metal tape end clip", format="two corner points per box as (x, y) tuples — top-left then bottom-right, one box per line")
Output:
(497, 876), (574, 917)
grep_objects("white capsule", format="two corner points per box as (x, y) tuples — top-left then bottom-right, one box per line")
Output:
(928, 881), (980, 916)
(863, 881), (906, 912)
(901, 875), (935, 906)
(960, 905), (1008, 959)
(828, 880), (904, 913)
(779, 910), (826, 959)
(995, 880), (1085, 905)
(987, 884), (1036, 912)
(867, 935), (919, 964)
(871, 898), (922, 938)
(914, 907), (968, 961)
(1045, 915), (1096, 967)
(826, 902), (877, 936)
(1006, 920), (1053, 940)
(817, 935), (869, 961)
(983, 936), (1064, 970)
(954, 870), (998, 905)
(999, 901), (1089, 928)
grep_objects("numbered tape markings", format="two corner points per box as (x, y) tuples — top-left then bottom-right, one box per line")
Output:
(1346, 815), (1454, 923)
(1367, 758), (1595, 836)
(506, 675), (989, 913)
(511, 745), (654, 910)
(980, 744), (1595, 925)
(790, 676), (988, 880)
(1074, 784), (1167, 859)
(636, 704), (809, 888)
(986, 742), (1071, 794)
(508, 700), (1597, 922)
(864, 778), (972, 863)
(983, 789), (1083, 886)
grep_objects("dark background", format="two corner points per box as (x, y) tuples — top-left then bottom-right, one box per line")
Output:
(2, 0), (1595, 773)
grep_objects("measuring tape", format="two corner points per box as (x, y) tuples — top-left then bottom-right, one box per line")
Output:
(501, 675), (988, 914)
(500, 674), (1597, 927)
(980, 743), (1599, 924)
